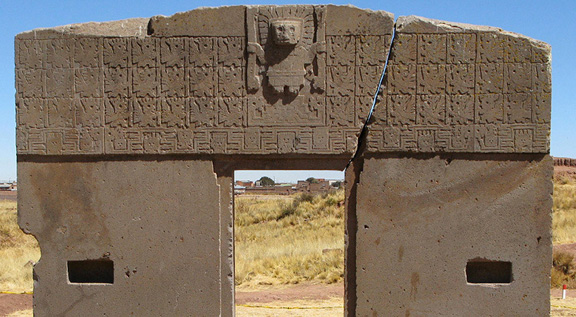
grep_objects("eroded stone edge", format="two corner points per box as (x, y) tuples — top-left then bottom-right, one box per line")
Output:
(16, 18), (150, 40)
(396, 15), (551, 61)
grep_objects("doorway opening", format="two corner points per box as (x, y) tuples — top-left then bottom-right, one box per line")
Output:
(233, 169), (345, 315)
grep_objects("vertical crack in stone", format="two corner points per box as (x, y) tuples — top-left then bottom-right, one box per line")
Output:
(344, 157), (363, 317)
(346, 23), (397, 168)
(345, 22), (397, 315)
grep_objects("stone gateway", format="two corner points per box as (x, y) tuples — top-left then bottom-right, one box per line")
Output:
(15, 5), (552, 316)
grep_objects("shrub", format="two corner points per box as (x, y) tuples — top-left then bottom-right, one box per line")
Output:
(551, 250), (576, 288)
(294, 192), (315, 205)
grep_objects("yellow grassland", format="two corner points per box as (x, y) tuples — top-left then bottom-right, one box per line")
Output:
(235, 190), (345, 287)
(7, 309), (33, 317)
(553, 176), (576, 244)
(0, 200), (39, 293)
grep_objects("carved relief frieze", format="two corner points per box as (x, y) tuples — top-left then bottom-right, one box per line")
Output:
(367, 16), (551, 153)
(246, 6), (325, 96)
(15, 7), (548, 155)
(15, 5), (388, 155)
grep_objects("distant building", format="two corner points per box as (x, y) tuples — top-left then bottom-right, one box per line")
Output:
(295, 179), (331, 193)
(235, 180), (254, 187)
(310, 180), (330, 192)
(0, 182), (16, 191)
(237, 178), (342, 195)
(233, 185), (246, 195)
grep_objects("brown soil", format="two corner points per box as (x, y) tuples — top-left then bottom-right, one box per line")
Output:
(236, 282), (343, 305)
(555, 166), (576, 173)
(554, 164), (576, 181)
(0, 294), (32, 316)
(0, 284), (343, 314)
(0, 191), (17, 202)
(551, 288), (576, 298)
(554, 243), (576, 258)
(3, 284), (575, 315)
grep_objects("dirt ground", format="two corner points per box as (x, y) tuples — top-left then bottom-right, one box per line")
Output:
(0, 294), (31, 316)
(551, 289), (576, 317)
(0, 191), (17, 202)
(236, 282), (343, 305)
(0, 284), (342, 316)
(236, 283), (343, 316)
(555, 165), (576, 175)
(4, 284), (576, 316)
(555, 243), (576, 258)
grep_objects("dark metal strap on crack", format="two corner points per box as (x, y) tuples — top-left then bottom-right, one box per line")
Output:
(346, 26), (396, 169)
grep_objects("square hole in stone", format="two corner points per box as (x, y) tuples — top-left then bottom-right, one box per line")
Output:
(466, 260), (512, 284)
(68, 260), (114, 284)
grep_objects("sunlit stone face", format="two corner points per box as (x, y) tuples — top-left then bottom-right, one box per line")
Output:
(270, 19), (302, 46)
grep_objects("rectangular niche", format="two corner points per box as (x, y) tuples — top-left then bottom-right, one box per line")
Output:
(68, 260), (114, 284)
(466, 260), (512, 284)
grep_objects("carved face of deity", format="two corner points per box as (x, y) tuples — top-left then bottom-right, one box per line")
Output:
(270, 19), (302, 46)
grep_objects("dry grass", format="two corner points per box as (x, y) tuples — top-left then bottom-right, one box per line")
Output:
(235, 190), (345, 287)
(551, 295), (576, 317)
(552, 250), (576, 288)
(553, 176), (576, 244)
(551, 175), (576, 291)
(0, 201), (40, 293)
(7, 309), (33, 317)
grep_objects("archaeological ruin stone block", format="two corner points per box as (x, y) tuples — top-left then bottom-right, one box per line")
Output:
(354, 155), (552, 316)
(15, 5), (394, 156)
(368, 16), (551, 153)
(15, 5), (552, 317)
(18, 160), (223, 316)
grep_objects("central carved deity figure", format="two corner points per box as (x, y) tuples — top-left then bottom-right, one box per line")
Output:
(271, 18), (301, 46)
(247, 8), (325, 97)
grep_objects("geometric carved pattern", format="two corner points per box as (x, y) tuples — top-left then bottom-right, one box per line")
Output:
(367, 16), (551, 153)
(15, 8), (550, 155)
(16, 5), (391, 155)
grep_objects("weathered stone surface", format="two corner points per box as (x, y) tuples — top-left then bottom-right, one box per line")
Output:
(16, 10), (551, 155)
(15, 5), (394, 156)
(18, 160), (224, 316)
(14, 5), (554, 317)
(216, 169), (235, 316)
(149, 6), (245, 37)
(15, 18), (149, 39)
(325, 5), (394, 35)
(354, 155), (552, 316)
(368, 15), (551, 153)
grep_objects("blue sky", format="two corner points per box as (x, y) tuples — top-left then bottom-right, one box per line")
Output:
(1, 1), (574, 182)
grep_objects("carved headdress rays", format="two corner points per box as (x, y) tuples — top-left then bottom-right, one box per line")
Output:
(257, 6), (315, 47)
